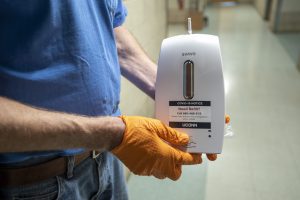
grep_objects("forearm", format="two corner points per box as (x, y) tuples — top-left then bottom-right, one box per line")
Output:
(0, 97), (124, 153)
(115, 26), (157, 99)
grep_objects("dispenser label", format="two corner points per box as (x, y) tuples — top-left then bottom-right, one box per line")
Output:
(168, 101), (211, 129)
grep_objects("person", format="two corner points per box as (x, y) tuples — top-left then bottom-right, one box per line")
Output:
(0, 1), (217, 199)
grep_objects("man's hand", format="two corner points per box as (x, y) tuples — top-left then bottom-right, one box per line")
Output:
(112, 116), (202, 181)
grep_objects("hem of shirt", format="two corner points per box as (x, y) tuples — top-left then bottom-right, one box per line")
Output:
(113, 8), (128, 28)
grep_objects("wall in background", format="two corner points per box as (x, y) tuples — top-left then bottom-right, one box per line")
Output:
(238, 0), (253, 3)
(120, 0), (167, 117)
(281, 0), (300, 12)
(269, 0), (300, 32)
(254, 0), (267, 18)
(279, 0), (300, 31)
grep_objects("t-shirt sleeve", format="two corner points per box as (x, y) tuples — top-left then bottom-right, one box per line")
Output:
(113, 0), (127, 28)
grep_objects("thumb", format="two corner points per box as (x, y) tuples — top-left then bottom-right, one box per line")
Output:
(157, 123), (190, 146)
(175, 151), (202, 165)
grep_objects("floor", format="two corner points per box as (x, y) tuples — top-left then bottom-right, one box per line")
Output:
(127, 4), (300, 200)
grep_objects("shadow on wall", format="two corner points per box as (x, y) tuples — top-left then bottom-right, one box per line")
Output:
(119, 0), (168, 117)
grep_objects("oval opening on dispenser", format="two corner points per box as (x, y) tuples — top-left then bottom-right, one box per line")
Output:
(183, 60), (194, 99)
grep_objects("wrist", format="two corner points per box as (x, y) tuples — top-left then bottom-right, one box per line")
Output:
(108, 116), (125, 150)
(84, 116), (125, 151)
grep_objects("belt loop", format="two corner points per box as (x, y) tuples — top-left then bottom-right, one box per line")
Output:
(66, 156), (75, 179)
(92, 150), (101, 159)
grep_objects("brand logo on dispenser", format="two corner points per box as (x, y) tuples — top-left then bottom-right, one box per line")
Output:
(169, 122), (211, 129)
(182, 52), (196, 56)
(182, 123), (198, 128)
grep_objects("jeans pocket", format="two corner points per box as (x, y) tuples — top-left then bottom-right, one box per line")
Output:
(90, 154), (111, 200)
(12, 177), (60, 200)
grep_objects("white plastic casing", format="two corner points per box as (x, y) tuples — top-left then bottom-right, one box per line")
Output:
(155, 34), (225, 153)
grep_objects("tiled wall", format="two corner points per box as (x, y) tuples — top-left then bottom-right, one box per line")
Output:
(119, 0), (167, 117)
(278, 11), (300, 32)
(298, 55), (300, 71)
(269, 0), (300, 32)
(278, 0), (300, 32)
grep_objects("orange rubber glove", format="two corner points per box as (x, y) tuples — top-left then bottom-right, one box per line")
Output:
(203, 114), (230, 161)
(112, 116), (202, 181)
(188, 114), (230, 161)
(225, 114), (230, 124)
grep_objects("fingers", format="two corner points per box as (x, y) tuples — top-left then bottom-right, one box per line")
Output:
(153, 174), (167, 180)
(156, 123), (190, 146)
(168, 154), (202, 181)
(174, 150), (202, 165)
(150, 169), (167, 180)
(168, 165), (182, 181)
(206, 154), (217, 161)
(155, 152), (202, 181)
(225, 114), (230, 124)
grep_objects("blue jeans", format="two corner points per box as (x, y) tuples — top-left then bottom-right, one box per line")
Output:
(0, 152), (128, 200)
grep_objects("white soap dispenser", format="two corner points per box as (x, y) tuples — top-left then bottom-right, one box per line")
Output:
(155, 18), (225, 153)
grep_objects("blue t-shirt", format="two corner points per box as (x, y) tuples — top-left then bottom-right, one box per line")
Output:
(0, 0), (127, 165)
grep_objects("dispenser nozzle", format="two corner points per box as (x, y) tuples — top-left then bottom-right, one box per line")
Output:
(188, 18), (192, 34)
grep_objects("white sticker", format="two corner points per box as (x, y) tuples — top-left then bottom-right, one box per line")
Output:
(168, 101), (211, 129)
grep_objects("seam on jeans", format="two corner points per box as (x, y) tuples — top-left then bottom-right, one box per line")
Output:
(55, 176), (62, 200)
(91, 153), (106, 200)
(13, 190), (58, 200)
(95, 152), (104, 166)
(12, 178), (60, 200)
